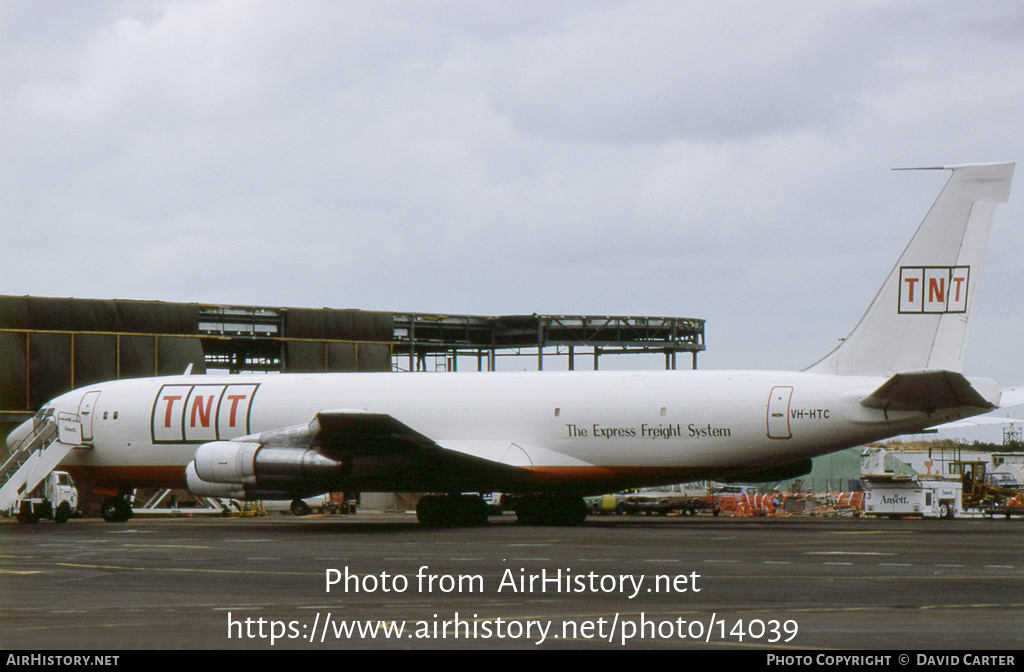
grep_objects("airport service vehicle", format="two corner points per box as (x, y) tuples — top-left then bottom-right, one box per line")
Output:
(623, 483), (708, 515)
(861, 446), (962, 519)
(11, 471), (79, 524)
(1, 163), (1016, 527)
(262, 493), (344, 516)
(862, 478), (962, 519)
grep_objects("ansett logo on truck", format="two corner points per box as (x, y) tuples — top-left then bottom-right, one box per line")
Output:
(151, 383), (260, 443)
(898, 266), (969, 314)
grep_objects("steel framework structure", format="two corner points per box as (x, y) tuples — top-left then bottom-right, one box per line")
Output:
(394, 313), (705, 372)
(1, 298), (706, 428)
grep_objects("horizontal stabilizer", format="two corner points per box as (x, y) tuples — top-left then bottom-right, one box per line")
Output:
(860, 370), (999, 413)
(999, 386), (1024, 409)
(936, 413), (1024, 430)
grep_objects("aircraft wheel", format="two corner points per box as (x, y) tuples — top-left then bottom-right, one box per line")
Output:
(566, 497), (588, 526)
(101, 499), (120, 522)
(515, 495), (587, 526)
(290, 499), (311, 516)
(459, 496), (489, 527)
(416, 495), (488, 527)
(16, 510), (40, 525)
(101, 497), (132, 523)
(416, 495), (444, 527)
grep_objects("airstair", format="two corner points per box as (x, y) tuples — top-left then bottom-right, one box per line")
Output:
(0, 412), (73, 512)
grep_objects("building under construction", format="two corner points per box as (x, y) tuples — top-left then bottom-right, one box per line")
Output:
(0, 295), (705, 435)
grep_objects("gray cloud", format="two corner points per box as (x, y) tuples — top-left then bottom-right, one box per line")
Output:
(2, 0), (1023, 382)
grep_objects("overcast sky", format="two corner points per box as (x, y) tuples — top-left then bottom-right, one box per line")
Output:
(2, 1), (1023, 389)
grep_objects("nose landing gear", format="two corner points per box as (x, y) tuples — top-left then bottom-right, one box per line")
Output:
(100, 496), (133, 523)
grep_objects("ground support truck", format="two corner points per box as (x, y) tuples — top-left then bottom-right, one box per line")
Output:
(861, 447), (961, 519)
(862, 477), (961, 519)
(11, 471), (79, 524)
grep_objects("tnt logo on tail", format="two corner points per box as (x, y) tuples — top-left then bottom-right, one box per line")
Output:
(898, 266), (969, 314)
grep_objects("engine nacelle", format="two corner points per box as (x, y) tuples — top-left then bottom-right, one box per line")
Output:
(185, 462), (318, 500)
(193, 441), (262, 486)
(192, 441), (343, 484)
(185, 462), (246, 499)
(186, 440), (344, 500)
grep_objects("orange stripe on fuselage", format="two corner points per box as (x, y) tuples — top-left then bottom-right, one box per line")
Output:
(528, 465), (719, 487)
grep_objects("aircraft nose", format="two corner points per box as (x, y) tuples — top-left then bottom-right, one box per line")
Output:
(6, 418), (34, 451)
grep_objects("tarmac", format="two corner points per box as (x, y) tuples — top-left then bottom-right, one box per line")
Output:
(1, 512), (1021, 650)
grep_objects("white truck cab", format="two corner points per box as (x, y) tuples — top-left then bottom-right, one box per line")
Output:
(14, 470), (79, 524)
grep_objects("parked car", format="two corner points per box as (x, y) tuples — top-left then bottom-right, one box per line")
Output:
(584, 492), (629, 515)
(623, 483), (709, 515)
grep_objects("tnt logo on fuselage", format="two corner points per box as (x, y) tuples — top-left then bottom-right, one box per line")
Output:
(150, 383), (260, 443)
(898, 266), (969, 314)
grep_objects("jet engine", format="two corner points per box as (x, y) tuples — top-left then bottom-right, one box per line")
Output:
(185, 440), (343, 500)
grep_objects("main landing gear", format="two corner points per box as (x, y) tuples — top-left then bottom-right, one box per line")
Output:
(100, 496), (133, 523)
(416, 494), (489, 527)
(511, 494), (588, 527)
(414, 493), (589, 527)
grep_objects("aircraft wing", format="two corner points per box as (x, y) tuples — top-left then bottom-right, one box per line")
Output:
(256, 408), (613, 493)
(265, 409), (595, 472)
(860, 370), (999, 413)
(310, 409), (439, 455)
(281, 409), (550, 490)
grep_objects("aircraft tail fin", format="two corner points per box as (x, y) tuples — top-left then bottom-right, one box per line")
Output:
(807, 162), (1014, 376)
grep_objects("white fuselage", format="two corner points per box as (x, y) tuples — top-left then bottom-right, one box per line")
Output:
(36, 369), (965, 494)
(7, 163), (1013, 501)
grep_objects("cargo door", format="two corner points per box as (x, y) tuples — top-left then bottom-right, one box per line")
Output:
(77, 391), (101, 442)
(766, 386), (793, 439)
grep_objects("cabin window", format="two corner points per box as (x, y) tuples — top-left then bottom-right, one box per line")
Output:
(103, 412), (108, 420)
(113, 411), (119, 420)
(554, 408), (561, 417)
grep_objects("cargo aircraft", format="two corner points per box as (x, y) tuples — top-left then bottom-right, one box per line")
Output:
(3, 163), (1016, 526)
